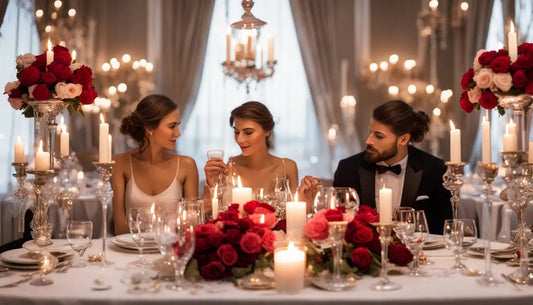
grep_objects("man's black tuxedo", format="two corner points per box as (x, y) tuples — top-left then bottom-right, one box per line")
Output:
(333, 145), (452, 234)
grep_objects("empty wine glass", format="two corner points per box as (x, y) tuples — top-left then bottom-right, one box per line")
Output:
(405, 211), (430, 276)
(30, 250), (55, 286)
(180, 198), (206, 227)
(66, 220), (93, 268)
(331, 187), (360, 215)
(272, 176), (292, 219)
(393, 207), (415, 244)
(157, 205), (196, 290)
(443, 219), (465, 270)
(127, 207), (154, 268)
(458, 219), (478, 255)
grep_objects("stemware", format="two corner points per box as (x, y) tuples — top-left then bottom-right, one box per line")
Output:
(180, 198), (206, 227)
(272, 176), (292, 219)
(443, 219), (478, 271)
(156, 205), (196, 291)
(30, 250), (55, 286)
(127, 207), (154, 268)
(393, 207), (415, 243)
(404, 211), (429, 276)
(330, 187), (360, 215)
(66, 220), (93, 268)
(207, 150), (225, 187)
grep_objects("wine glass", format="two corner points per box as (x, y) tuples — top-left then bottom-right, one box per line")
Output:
(180, 198), (206, 227)
(157, 204), (196, 290)
(272, 176), (292, 219)
(393, 207), (415, 244)
(458, 219), (478, 254)
(332, 187), (360, 215)
(443, 219), (465, 270)
(127, 207), (154, 268)
(66, 220), (93, 268)
(30, 250), (55, 286)
(207, 150), (225, 187)
(405, 211), (430, 276)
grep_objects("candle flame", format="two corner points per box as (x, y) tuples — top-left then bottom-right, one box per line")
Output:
(288, 241), (295, 251)
(510, 20), (515, 33)
(330, 195), (335, 209)
(449, 120), (456, 130)
(77, 171), (84, 179)
(71, 50), (76, 62)
(17, 135), (21, 142)
(47, 39), (52, 52)
(62, 124), (66, 133)
(38, 140), (43, 153)
(260, 214), (265, 224)
(294, 191), (299, 202)
(150, 202), (155, 214)
(100, 113), (105, 124)
(237, 175), (243, 188)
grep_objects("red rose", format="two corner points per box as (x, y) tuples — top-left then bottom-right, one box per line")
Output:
(478, 90), (498, 109)
(460, 91), (474, 113)
(238, 217), (254, 232)
(368, 229), (381, 254)
(18, 66), (41, 87)
(41, 71), (58, 85)
(388, 242), (413, 266)
(218, 208), (240, 221)
(52, 45), (72, 65)
(195, 223), (217, 238)
(31, 54), (46, 70)
(354, 205), (379, 224)
(196, 251), (218, 266)
(304, 217), (329, 240)
(48, 62), (72, 82)
(526, 81), (533, 95)
(497, 49), (509, 57)
(511, 54), (533, 71)
(489, 56), (511, 73)
(351, 247), (372, 270)
(79, 87), (97, 105)
(260, 229), (276, 252)
(478, 50), (498, 66)
(346, 222), (373, 246)
(217, 244), (238, 266)
(235, 250), (257, 267)
(71, 65), (93, 87)
(243, 200), (276, 215)
(240, 232), (262, 254)
(518, 42), (533, 55)
(200, 261), (226, 280)
(225, 228), (242, 246)
(31, 84), (50, 100)
(325, 208), (343, 221)
(273, 219), (286, 232)
(8, 88), (22, 98)
(460, 68), (474, 90)
(512, 70), (528, 88)
(206, 231), (224, 249)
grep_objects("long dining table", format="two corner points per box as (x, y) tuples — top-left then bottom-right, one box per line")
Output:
(0, 237), (532, 305)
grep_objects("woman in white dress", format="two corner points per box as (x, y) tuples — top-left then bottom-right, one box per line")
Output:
(112, 94), (199, 235)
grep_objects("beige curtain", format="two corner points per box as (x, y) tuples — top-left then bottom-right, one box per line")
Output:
(289, 0), (361, 157)
(154, 0), (214, 127)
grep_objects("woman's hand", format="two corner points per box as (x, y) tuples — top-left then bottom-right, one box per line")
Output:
(204, 158), (228, 188)
(298, 175), (321, 202)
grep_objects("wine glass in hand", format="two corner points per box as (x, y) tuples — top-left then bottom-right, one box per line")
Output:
(66, 220), (93, 268)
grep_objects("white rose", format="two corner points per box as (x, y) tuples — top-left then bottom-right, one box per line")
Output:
(4, 81), (20, 95)
(8, 98), (24, 110)
(16, 53), (36, 69)
(473, 68), (493, 89)
(28, 84), (37, 99)
(473, 49), (486, 71)
(55, 82), (83, 99)
(69, 62), (82, 72)
(492, 73), (513, 92)
(467, 87), (481, 104)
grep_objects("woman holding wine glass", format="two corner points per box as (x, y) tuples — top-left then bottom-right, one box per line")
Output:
(112, 94), (199, 235)
(202, 101), (299, 210)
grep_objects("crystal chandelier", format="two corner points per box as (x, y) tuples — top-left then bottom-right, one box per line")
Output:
(222, 0), (276, 93)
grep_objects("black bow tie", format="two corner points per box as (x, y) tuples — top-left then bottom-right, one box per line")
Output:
(376, 164), (402, 175)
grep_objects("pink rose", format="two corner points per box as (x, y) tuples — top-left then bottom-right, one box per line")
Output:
(16, 53), (36, 69)
(467, 86), (481, 104)
(249, 211), (278, 229)
(55, 82), (82, 99)
(217, 244), (238, 266)
(240, 232), (262, 254)
(473, 68), (493, 89)
(4, 81), (20, 95)
(492, 73), (513, 92)
(261, 229), (276, 252)
(305, 217), (329, 240)
(8, 98), (24, 110)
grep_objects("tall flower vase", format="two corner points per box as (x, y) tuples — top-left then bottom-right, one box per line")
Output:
(93, 161), (115, 267)
(26, 170), (55, 247)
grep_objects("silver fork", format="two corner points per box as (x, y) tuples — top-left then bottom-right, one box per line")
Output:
(0, 275), (34, 288)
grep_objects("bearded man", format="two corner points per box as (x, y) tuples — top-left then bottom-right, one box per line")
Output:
(333, 100), (452, 234)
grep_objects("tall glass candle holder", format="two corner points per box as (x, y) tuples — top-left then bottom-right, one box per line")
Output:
(370, 222), (400, 291)
(56, 156), (80, 238)
(93, 161), (115, 266)
(26, 169), (55, 247)
(442, 162), (466, 219)
(12, 162), (29, 233)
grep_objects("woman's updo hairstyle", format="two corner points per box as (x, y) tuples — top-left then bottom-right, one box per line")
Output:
(372, 100), (430, 143)
(229, 101), (275, 148)
(120, 94), (178, 150)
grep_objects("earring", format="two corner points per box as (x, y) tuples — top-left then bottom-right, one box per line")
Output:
(147, 131), (153, 136)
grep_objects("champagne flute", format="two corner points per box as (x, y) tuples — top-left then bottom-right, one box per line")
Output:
(127, 207), (154, 268)
(405, 211), (430, 276)
(66, 220), (93, 268)
(443, 219), (465, 270)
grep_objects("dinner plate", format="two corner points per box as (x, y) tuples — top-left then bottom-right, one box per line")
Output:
(422, 239), (445, 250)
(110, 238), (159, 253)
(0, 260), (40, 270)
(0, 248), (41, 265)
(22, 239), (72, 253)
(114, 233), (157, 247)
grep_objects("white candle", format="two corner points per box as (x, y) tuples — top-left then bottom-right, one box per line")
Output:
(503, 124), (517, 151)
(508, 21), (518, 62)
(246, 34), (253, 59)
(14, 136), (25, 163)
(529, 142), (533, 163)
(46, 39), (54, 67)
(60, 124), (69, 157)
(35, 140), (50, 171)
(99, 113), (109, 162)
(108, 134), (112, 161)
(286, 194), (306, 240)
(225, 27), (231, 62)
(268, 34), (274, 62)
(232, 176), (252, 215)
(508, 118), (516, 136)
(71, 50), (76, 62)
(449, 120), (461, 163)
(235, 41), (244, 61)
(212, 184), (219, 219)
(274, 242), (305, 294)
(481, 116), (491, 163)
(378, 186), (392, 223)
(256, 44), (263, 69)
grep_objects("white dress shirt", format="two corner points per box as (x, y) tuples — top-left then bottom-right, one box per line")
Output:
(374, 154), (408, 211)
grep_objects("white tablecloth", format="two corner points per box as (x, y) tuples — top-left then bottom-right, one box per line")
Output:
(0, 238), (532, 305)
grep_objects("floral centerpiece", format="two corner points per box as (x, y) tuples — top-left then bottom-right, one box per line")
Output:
(3, 44), (97, 117)
(185, 201), (281, 281)
(460, 42), (533, 115)
(305, 205), (413, 276)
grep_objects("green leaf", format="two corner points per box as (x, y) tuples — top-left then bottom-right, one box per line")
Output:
(185, 259), (200, 281)
(340, 259), (359, 274)
(232, 265), (253, 278)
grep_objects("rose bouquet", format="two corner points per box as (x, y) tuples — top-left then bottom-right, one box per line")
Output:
(306, 205), (412, 276)
(460, 43), (533, 115)
(185, 201), (280, 281)
(3, 44), (97, 117)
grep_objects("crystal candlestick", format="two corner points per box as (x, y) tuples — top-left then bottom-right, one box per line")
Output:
(12, 162), (29, 233)
(56, 156), (80, 238)
(476, 162), (503, 286)
(93, 161), (115, 267)
(442, 162), (466, 219)
(27, 169), (55, 247)
(370, 222), (401, 291)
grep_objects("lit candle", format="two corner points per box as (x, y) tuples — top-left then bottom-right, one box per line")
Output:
(108, 134), (112, 161)
(212, 184), (219, 219)
(235, 41), (244, 61)
(508, 21), (518, 62)
(14, 136), (25, 163)
(449, 120), (461, 163)
(503, 124), (517, 151)
(268, 34), (274, 62)
(481, 115), (491, 164)
(274, 241), (305, 294)
(35, 140), (50, 171)
(225, 27), (231, 62)
(246, 34), (253, 59)
(256, 44), (263, 69)
(46, 39), (54, 67)
(232, 176), (252, 215)
(60, 124), (69, 157)
(529, 141), (533, 163)
(71, 50), (76, 62)
(378, 185), (392, 223)
(286, 193), (307, 240)
(99, 113), (109, 162)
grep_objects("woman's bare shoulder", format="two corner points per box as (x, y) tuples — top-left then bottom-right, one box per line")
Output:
(112, 150), (135, 169)
(177, 155), (197, 167)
